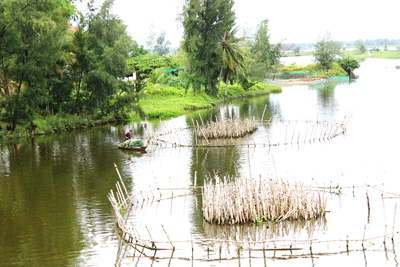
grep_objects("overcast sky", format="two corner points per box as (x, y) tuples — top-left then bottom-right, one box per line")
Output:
(77, 0), (399, 48)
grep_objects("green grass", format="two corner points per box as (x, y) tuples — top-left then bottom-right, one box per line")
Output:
(0, 82), (282, 138)
(138, 82), (282, 119)
(283, 51), (314, 57)
(275, 62), (347, 77)
(0, 113), (113, 140)
(342, 50), (400, 59)
(284, 50), (400, 59)
(139, 92), (214, 118)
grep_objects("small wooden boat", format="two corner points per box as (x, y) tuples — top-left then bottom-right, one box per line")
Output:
(116, 142), (147, 151)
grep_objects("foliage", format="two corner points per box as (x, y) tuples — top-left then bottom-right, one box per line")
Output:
(138, 81), (281, 119)
(0, 0), (75, 131)
(217, 28), (248, 97)
(242, 19), (282, 89)
(120, 139), (143, 148)
(313, 32), (342, 70)
(126, 53), (175, 91)
(180, 0), (235, 96)
(140, 84), (184, 97)
(357, 42), (367, 54)
(33, 114), (92, 134)
(145, 22), (157, 53)
(341, 50), (400, 59)
(337, 56), (360, 76)
(154, 30), (171, 56)
(219, 81), (281, 97)
(370, 46), (380, 52)
(0, 0), (139, 135)
(129, 40), (149, 58)
(254, 215), (263, 227)
(139, 92), (214, 118)
(76, 0), (132, 115)
(276, 62), (347, 77)
(278, 64), (310, 74)
(293, 46), (301, 55)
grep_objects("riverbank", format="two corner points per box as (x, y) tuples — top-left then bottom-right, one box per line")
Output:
(0, 82), (281, 140)
(283, 50), (400, 59)
(138, 82), (281, 120)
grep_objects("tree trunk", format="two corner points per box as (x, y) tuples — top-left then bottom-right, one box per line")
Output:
(11, 81), (23, 132)
(217, 65), (224, 98)
(76, 73), (82, 113)
(224, 72), (229, 97)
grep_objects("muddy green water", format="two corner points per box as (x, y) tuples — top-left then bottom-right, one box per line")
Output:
(1, 58), (400, 266)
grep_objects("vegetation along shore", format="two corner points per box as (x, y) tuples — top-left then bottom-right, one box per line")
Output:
(1, 0), (398, 140)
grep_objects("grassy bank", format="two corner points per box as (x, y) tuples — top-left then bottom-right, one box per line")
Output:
(342, 50), (400, 59)
(272, 62), (347, 77)
(282, 51), (314, 57)
(0, 82), (281, 139)
(283, 50), (400, 59)
(0, 114), (114, 140)
(137, 82), (282, 119)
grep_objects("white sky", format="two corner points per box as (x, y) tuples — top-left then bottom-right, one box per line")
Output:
(76, 0), (399, 48)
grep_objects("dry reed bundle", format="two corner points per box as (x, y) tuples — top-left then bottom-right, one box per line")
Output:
(197, 118), (258, 139)
(202, 176), (326, 224)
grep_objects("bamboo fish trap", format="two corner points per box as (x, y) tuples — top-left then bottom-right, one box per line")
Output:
(202, 176), (327, 224)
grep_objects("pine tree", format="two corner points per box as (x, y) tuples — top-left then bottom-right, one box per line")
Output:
(181, 0), (235, 96)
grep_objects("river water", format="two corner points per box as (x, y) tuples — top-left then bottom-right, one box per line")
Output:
(1, 57), (400, 266)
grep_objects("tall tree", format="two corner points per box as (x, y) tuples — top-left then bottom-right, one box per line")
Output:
(73, 0), (132, 116)
(181, 0), (235, 96)
(356, 42), (367, 54)
(241, 19), (282, 89)
(217, 28), (247, 97)
(129, 40), (148, 58)
(0, 0), (76, 131)
(313, 32), (342, 70)
(145, 22), (156, 53)
(154, 30), (171, 56)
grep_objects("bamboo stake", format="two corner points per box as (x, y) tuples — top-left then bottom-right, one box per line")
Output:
(393, 203), (397, 240)
(162, 225), (175, 250)
(261, 104), (268, 121)
(366, 190), (370, 220)
(114, 163), (133, 204)
(384, 225), (387, 245)
(362, 225), (366, 249)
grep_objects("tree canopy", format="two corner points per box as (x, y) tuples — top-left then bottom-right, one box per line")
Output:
(241, 19), (282, 89)
(180, 0), (235, 96)
(0, 0), (137, 130)
(313, 32), (342, 70)
(0, 0), (76, 131)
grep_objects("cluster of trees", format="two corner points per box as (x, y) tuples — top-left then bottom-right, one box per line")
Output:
(0, 0), (283, 133)
(313, 32), (359, 75)
(179, 0), (282, 97)
(1, 0), (356, 134)
(0, 0), (134, 131)
(145, 23), (171, 56)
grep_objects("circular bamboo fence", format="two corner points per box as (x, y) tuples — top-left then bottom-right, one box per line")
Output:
(108, 165), (400, 265)
(202, 176), (326, 224)
(146, 112), (352, 149)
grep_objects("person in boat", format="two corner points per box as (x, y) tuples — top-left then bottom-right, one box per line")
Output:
(124, 130), (133, 140)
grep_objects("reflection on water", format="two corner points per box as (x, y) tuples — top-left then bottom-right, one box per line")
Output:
(1, 58), (400, 266)
(203, 217), (327, 242)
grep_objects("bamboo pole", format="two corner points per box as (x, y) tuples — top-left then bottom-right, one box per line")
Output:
(114, 163), (133, 204)
(162, 225), (175, 250)
(393, 203), (397, 240)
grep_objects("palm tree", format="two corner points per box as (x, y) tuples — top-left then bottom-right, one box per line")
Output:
(217, 28), (248, 98)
